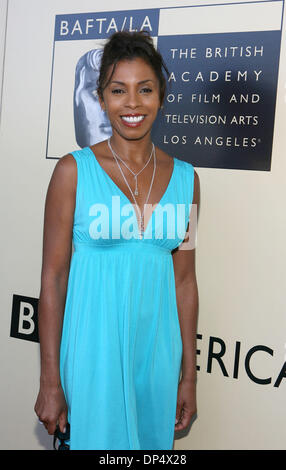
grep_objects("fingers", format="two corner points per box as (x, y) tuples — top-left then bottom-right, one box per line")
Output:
(175, 410), (186, 431)
(58, 410), (68, 433)
(43, 410), (68, 435)
(34, 388), (68, 436)
(175, 407), (194, 431)
(46, 419), (58, 435)
(39, 415), (66, 435)
(35, 411), (61, 435)
(175, 402), (183, 430)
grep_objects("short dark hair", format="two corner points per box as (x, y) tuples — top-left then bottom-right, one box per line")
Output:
(97, 30), (169, 105)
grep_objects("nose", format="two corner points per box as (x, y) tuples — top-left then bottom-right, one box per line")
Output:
(125, 88), (141, 109)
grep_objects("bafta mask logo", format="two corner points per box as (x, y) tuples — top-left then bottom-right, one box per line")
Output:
(74, 49), (112, 148)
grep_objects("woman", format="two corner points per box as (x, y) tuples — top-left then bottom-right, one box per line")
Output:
(34, 30), (200, 450)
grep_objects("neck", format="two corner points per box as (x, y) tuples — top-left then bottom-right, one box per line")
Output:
(108, 134), (154, 165)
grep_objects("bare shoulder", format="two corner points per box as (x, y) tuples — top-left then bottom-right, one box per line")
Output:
(44, 153), (78, 213)
(50, 153), (77, 186)
(56, 153), (77, 173)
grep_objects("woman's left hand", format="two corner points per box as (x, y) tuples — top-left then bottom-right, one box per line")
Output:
(175, 379), (197, 431)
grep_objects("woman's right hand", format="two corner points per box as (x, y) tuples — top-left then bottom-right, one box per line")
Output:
(34, 383), (68, 435)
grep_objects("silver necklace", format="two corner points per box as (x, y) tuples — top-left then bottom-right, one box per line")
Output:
(107, 138), (154, 196)
(108, 138), (156, 238)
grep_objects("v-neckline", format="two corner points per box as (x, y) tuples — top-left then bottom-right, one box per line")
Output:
(87, 146), (176, 238)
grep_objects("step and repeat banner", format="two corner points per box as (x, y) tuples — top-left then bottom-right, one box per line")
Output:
(47, 1), (282, 173)
(1, 0), (286, 450)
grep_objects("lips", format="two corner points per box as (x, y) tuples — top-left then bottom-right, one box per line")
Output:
(120, 114), (146, 127)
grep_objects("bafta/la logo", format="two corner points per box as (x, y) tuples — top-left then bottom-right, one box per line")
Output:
(88, 196), (197, 248)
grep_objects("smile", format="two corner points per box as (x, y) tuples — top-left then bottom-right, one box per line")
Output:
(120, 115), (146, 126)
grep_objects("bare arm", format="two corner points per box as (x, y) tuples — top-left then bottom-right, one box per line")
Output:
(34, 154), (77, 435)
(172, 170), (200, 431)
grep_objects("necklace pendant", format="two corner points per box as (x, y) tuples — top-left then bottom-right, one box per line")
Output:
(139, 218), (144, 238)
(134, 176), (138, 196)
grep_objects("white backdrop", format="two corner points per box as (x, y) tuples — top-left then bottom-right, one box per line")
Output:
(0, 0), (285, 450)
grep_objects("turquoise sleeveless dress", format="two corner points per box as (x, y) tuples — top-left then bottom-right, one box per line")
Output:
(59, 146), (195, 450)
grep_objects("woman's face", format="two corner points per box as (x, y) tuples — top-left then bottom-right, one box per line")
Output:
(99, 57), (161, 141)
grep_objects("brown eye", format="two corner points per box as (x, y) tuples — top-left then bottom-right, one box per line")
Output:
(111, 88), (125, 94)
(140, 87), (152, 94)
